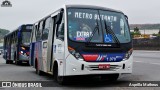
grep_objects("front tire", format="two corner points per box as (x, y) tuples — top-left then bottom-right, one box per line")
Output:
(6, 60), (9, 64)
(16, 60), (21, 65)
(6, 60), (13, 64)
(35, 60), (42, 75)
(53, 64), (66, 84)
(10, 61), (13, 64)
(14, 54), (19, 65)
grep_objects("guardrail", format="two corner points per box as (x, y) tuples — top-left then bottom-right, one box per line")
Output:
(133, 37), (160, 50)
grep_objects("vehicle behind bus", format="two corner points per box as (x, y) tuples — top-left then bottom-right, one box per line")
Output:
(30, 5), (133, 84)
(3, 24), (33, 65)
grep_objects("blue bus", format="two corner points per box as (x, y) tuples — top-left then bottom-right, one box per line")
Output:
(3, 24), (33, 65)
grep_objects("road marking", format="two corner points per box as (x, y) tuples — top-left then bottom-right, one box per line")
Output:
(134, 61), (143, 63)
(134, 61), (160, 66)
(151, 63), (160, 65)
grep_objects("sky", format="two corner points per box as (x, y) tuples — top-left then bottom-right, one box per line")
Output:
(0, 0), (160, 30)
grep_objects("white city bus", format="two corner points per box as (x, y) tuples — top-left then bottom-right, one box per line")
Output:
(30, 5), (133, 84)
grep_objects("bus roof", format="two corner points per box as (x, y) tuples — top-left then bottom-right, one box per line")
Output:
(65, 4), (123, 13)
(4, 24), (32, 37)
(33, 4), (124, 24)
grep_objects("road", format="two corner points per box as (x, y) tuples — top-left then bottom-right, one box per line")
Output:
(0, 50), (160, 90)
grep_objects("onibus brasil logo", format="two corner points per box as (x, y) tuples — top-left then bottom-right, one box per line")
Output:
(1, 0), (12, 7)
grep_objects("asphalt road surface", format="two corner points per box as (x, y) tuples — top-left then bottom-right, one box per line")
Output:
(0, 50), (160, 90)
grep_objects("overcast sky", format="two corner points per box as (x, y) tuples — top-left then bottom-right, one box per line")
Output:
(0, 0), (160, 30)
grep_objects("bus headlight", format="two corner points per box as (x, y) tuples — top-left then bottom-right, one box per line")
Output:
(75, 53), (82, 59)
(19, 51), (24, 55)
(68, 46), (83, 60)
(21, 46), (26, 50)
(123, 48), (133, 60)
(21, 51), (23, 54)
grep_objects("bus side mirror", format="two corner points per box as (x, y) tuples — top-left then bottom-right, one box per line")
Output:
(125, 15), (128, 20)
(57, 23), (64, 41)
(56, 9), (64, 24)
(57, 32), (64, 41)
(18, 32), (21, 38)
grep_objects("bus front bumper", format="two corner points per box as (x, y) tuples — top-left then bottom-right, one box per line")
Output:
(18, 54), (29, 63)
(64, 56), (133, 76)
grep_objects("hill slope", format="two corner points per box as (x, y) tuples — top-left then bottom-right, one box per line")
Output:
(0, 28), (10, 38)
(130, 24), (160, 30)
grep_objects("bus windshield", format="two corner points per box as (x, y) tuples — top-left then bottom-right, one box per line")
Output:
(22, 32), (31, 45)
(67, 8), (131, 43)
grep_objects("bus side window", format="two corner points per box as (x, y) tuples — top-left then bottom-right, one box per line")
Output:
(56, 15), (64, 41)
(30, 25), (34, 43)
(36, 21), (43, 41)
(34, 25), (38, 41)
(42, 17), (51, 40)
(120, 19), (125, 35)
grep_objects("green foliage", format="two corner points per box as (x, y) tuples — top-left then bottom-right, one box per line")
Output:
(133, 27), (141, 35)
(134, 32), (141, 35)
(134, 27), (139, 32)
(158, 30), (160, 34)
(152, 33), (157, 36)
(130, 32), (134, 38)
(157, 34), (160, 37)
(0, 28), (10, 37)
(152, 30), (160, 37)
(0, 28), (10, 43)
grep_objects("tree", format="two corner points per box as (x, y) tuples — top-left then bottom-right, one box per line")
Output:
(133, 27), (141, 35)
(152, 33), (157, 36)
(134, 27), (139, 32)
(130, 32), (134, 38)
(157, 29), (160, 37)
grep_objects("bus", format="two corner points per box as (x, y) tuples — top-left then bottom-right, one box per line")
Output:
(3, 24), (33, 65)
(30, 5), (133, 84)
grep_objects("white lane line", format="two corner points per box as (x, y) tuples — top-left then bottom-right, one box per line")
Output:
(134, 61), (160, 66)
(151, 63), (160, 65)
(134, 61), (143, 63)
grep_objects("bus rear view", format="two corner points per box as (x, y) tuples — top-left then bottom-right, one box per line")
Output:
(3, 24), (33, 65)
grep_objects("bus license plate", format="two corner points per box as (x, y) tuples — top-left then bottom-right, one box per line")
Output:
(98, 64), (110, 69)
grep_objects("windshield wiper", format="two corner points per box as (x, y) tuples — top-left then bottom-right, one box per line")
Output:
(104, 20), (120, 47)
(86, 19), (100, 44)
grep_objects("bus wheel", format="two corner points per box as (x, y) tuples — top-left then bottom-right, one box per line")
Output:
(101, 74), (119, 81)
(14, 54), (17, 64)
(6, 60), (9, 64)
(6, 60), (13, 64)
(53, 63), (66, 84)
(10, 61), (13, 64)
(36, 60), (42, 75)
(16, 61), (20, 65)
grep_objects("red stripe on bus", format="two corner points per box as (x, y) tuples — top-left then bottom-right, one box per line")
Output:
(82, 54), (99, 61)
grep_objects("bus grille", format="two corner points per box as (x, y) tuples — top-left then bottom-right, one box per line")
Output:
(86, 65), (121, 71)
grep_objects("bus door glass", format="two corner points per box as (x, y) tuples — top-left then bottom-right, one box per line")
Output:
(41, 17), (53, 72)
(53, 11), (65, 74)
(39, 19), (48, 72)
